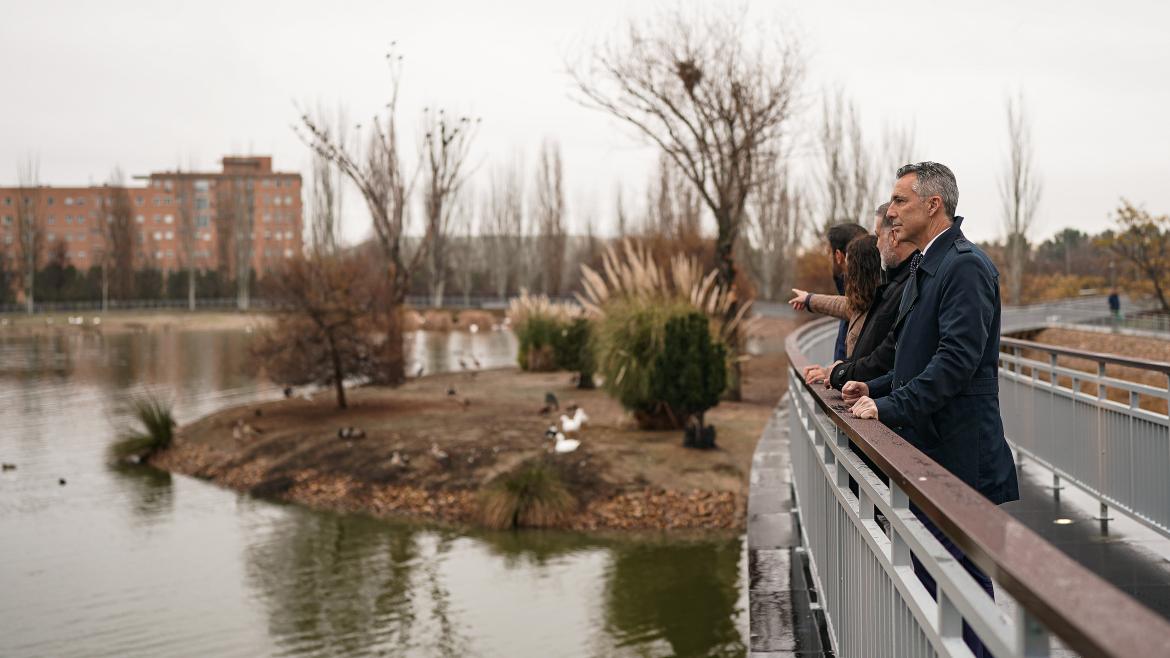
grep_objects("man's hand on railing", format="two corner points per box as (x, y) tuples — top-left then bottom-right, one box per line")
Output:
(850, 396), (878, 419)
(803, 364), (827, 386)
(841, 380), (868, 404)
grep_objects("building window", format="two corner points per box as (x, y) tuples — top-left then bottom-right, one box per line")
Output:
(153, 231), (162, 240)
(155, 251), (163, 259)
(64, 234), (72, 242)
(78, 250), (86, 258)
(136, 197), (143, 206)
(203, 233), (212, 241)
(136, 215), (145, 223)
(164, 231), (173, 240)
(196, 198), (208, 210)
(2, 216), (10, 225)
(47, 233), (56, 241)
(284, 195), (293, 205)
(77, 216), (85, 225)
(65, 215), (73, 224)
(164, 215), (173, 224)
(194, 180), (209, 191)
(47, 216), (55, 225)
(3, 197), (10, 206)
(196, 215), (209, 227)
(284, 248), (293, 258)
(47, 196), (54, 205)
(64, 197), (73, 206)
(76, 197), (85, 206)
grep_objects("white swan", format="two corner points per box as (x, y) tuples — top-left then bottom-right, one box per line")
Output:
(553, 431), (580, 454)
(559, 407), (589, 434)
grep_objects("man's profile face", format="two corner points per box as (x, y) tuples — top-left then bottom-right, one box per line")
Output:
(887, 174), (932, 246)
(875, 216), (897, 268)
(830, 245), (846, 277)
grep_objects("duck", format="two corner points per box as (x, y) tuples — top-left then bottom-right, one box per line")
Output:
(553, 432), (580, 454)
(559, 406), (588, 434)
(1, 463), (16, 471)
(430, 443), (451, 466)
(338, 427), (365, 439)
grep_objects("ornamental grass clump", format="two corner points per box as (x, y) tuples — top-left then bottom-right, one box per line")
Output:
(109, 395), (176, 462)
(479, 460), (577, 530)
(576, 240), (748, 431)
(507, 290), (593, 381)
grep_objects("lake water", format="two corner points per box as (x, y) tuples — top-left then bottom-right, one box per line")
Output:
(0, 327), (748, 657)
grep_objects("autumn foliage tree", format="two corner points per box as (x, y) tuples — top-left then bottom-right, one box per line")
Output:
(254, 253), (389, 409)
(1100, 200), (1170, 312)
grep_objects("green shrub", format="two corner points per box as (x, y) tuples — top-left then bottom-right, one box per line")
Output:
(652, 312), (728, 445)
(554, 317), (595, 388)
(110, 395), (176, 461)
(479, 460), (577, 529)
(593, 297), (696, 428)
(516, 313), (563, 371)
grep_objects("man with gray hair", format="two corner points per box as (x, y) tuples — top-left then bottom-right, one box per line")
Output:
(843, 161), (1019, 658)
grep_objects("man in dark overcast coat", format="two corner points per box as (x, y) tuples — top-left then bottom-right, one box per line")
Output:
(844, 161), (1019, 658)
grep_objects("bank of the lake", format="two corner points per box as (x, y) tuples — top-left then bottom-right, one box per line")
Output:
(153, 359), (789, 533)
(0, 309), (271, 335)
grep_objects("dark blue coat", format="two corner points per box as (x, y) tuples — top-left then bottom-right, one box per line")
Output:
(867, 218), (1020, 505)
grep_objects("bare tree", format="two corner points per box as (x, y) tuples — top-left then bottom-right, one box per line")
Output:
(645, 153), (703, 241)
(572, 6), (803, 398)
(299, 49), (474, 384)
(229, 177), (256, 310)
(534, 139), (567, 295)
(308, 104), (347, 254)
(881, 121), (916, 182)
(999, 92), (1043, 306)
(420, 108), (479, 307)
(171, 172), (199, 310)
(450, 188), (478, 305)
(484, 161), (523, 298)
(817, 90), (877, 230)
(255, 253), (390, 409)
(748, 156), (804, 299)
(101, 169), (136, 307)
(15, 156), (41, 314)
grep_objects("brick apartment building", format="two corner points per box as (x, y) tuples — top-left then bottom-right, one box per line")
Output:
(0, 156), (302, 282)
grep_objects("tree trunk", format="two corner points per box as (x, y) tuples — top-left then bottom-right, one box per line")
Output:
(715, 208), (742, 401)
(325, 329), (347, 409)
(376, 301), (407, 386)
(1149, 267), (1170, 313)
(188, 267), (196, 311)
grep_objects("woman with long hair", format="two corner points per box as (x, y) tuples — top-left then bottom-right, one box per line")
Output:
(788, 235), (882, 358)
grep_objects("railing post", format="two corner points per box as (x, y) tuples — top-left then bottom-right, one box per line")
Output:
(1015, 606), (1051, 657)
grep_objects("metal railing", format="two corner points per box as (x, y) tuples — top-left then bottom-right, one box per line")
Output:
(1000, 337), (1170, 537)
(785, 318), (1170, 657)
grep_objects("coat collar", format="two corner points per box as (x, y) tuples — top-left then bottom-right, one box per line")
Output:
(884, 249), (918, 285)
(919, 216), (965, 277)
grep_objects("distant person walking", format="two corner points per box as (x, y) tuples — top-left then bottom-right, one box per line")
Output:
(844, 162), (1019, 658)
(1109, 288), (1121, 326)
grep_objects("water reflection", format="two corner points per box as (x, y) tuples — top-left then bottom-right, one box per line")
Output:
(604, 539), (747, 657)
(0, 326), (746, 658)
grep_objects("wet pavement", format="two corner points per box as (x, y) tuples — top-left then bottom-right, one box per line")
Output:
(1004, 459), (1170, 620)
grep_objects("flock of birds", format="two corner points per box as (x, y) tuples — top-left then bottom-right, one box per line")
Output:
(2, 462), (67, 486)
(542, 392), (589, 453)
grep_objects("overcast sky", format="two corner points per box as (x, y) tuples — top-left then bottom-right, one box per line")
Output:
(2, 0), (1168, 246)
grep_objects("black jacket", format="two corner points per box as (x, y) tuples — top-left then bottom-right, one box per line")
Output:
(868, 218), (1020, 505)
(828, 252), (916, 390)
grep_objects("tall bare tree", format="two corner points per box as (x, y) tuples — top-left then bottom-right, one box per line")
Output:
(999, 92), (1043, 306)
(572, 6), (803, 397)
(15, 156), (41, 314)
(817, 90), (878, 230)
(298, 49), (470, 384)
(101, 168), (136, 308)
(420, 108), (479, 307)
(450, 188), (478, 305)
(229, 177), (256, 310)
(534, 139), (567, 295)
(748, 156), (804, 299)
(308, 107), (346, 254)
(172, 171), (199, 310)
(485, 161), (523, 298)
